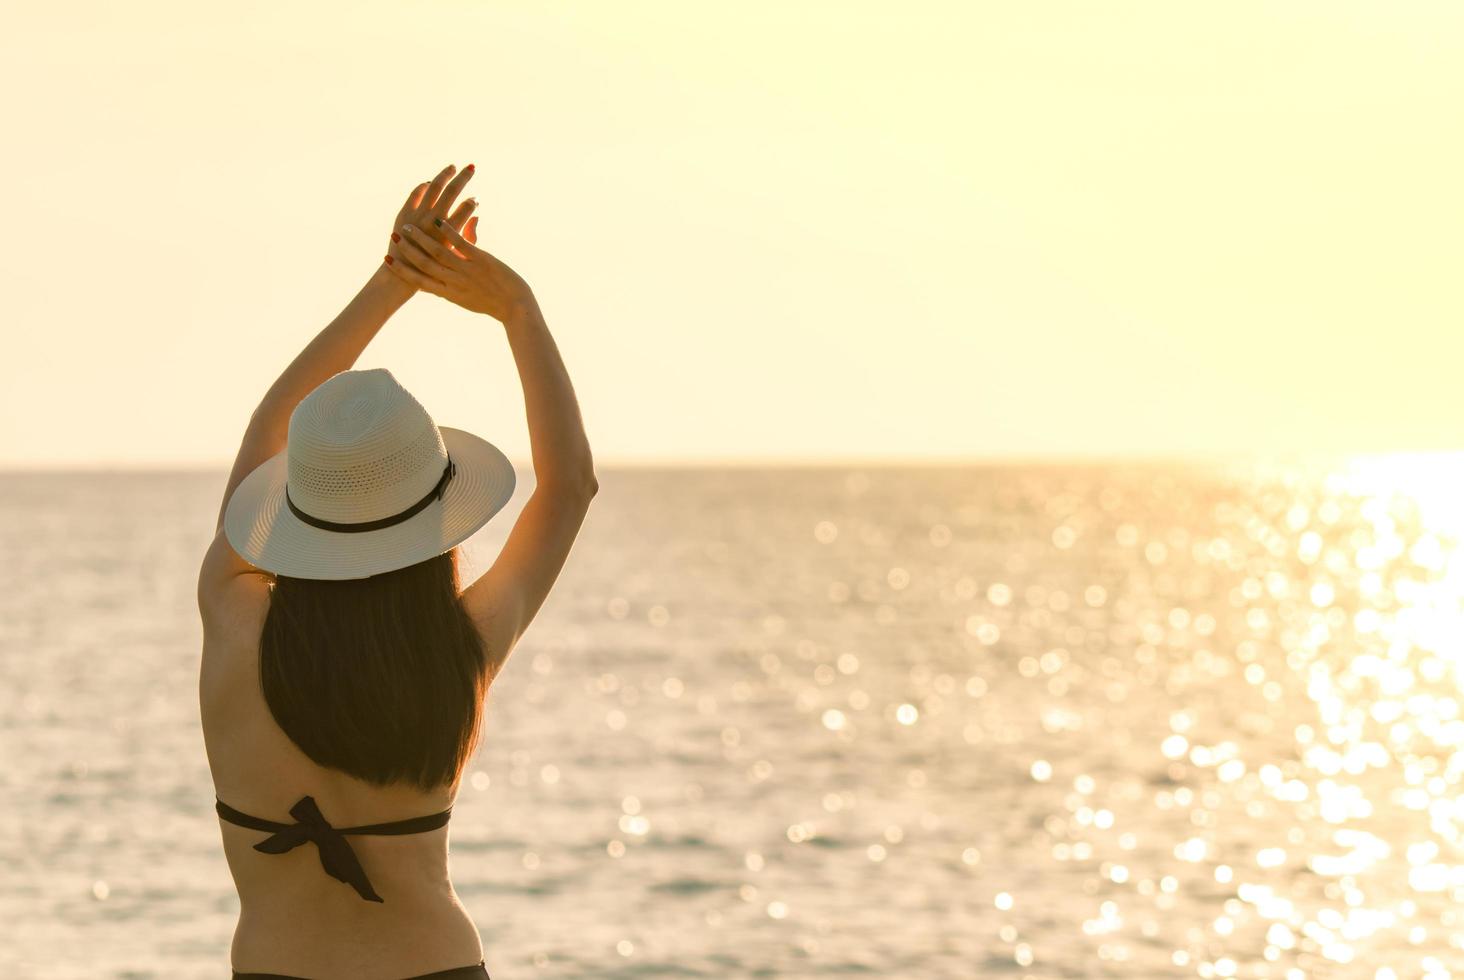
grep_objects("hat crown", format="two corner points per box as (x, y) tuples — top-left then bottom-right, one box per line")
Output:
(285, 369), (449, 524)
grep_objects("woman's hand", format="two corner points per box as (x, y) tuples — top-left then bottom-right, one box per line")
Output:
(383, 163), (480, 289)
(386, 209), (537, 324)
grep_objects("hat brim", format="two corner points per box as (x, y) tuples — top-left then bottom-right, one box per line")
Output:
(223, 426), (517, 580)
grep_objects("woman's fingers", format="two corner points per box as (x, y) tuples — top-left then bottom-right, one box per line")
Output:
(447, 197), (477, 231)
(382, 254), (412, 283)
(429, 215), (480, 258)
(400, 223), (466, 272)
(395, 244), (456, 288)
(465, 215), (478, 245)
(396, 234), (465, 291)
(386, 230), (454, 286)
(433, 163), (475, 217)
(386, 166), (478, 292)
(384, 254), (447, 295)
(445, 199), (478, 257)
(421, 164), (457, 211)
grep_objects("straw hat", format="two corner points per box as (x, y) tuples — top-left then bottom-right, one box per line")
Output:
(223, 368), (516, 580)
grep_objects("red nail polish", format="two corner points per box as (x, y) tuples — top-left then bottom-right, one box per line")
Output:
(390, 232), (401, 243)
(384, 255), (394, 265)
(466, 163), (474, 172)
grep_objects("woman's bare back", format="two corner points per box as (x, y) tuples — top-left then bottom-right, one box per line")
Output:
(200, 586), (484, 979)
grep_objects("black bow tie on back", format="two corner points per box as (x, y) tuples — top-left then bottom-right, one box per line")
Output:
(216, 794), (455, 903)
(250, 795), (385, 902)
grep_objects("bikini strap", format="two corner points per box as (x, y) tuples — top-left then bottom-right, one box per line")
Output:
(215, 795), (452, 903)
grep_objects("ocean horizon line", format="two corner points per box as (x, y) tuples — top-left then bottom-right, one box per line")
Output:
(1, 448), (1462, 476)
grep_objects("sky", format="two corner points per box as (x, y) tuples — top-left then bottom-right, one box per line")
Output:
(1, 2), (1461, 468)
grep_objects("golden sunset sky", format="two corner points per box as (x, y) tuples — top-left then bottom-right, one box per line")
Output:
(2, 2), (1460, 467)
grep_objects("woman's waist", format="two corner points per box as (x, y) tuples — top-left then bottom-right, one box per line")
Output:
(232, 893), (482, 978)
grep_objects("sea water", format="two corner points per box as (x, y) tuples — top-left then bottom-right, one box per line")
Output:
(2, 460), (1463, 979)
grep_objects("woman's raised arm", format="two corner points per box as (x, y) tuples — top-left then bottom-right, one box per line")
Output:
(386, 215), (597, 667)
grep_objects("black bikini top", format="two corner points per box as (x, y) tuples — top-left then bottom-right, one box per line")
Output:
(216, 794), (453, 903)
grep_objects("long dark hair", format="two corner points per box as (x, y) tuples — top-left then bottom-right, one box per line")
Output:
(259, 547), (490, 792)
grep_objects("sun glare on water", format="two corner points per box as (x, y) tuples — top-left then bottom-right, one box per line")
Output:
(1256, 452), (1464, 972)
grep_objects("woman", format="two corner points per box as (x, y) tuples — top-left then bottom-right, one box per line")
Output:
(196, 162), (597, 979)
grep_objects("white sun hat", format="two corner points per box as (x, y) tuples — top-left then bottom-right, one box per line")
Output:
(223, 368), (517, 580)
